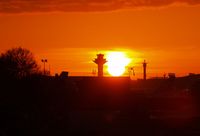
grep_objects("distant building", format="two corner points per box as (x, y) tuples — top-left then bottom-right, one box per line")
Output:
(60, 71), (69, 78)
(188, 73), (196, 77)
(168, 73), (176, 79)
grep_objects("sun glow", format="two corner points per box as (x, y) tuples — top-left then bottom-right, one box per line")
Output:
(106, 52), (131, 76)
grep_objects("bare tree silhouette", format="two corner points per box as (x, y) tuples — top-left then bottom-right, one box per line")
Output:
(0, 47), (39, 79)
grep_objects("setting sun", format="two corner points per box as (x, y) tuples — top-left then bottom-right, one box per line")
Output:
(106, 52), (131, 76)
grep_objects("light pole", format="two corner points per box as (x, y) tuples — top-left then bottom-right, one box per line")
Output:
(143, 60), (147, 80)
(41, 59), (47, 75)
(128, 67), (135, 77)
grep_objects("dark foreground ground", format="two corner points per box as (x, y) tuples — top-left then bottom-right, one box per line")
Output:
(1, 76), (200, 136)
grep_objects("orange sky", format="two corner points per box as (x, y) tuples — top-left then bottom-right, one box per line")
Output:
(0, 3), (200, 78)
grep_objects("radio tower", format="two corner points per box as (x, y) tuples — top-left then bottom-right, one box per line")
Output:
(93, 54), (107, 77)
(143, 60), (147, 80)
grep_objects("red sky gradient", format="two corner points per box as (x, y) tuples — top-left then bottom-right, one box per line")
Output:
(0, 2), (200, 78)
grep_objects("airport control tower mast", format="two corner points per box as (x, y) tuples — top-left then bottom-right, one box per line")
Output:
(143, 60), (147, 80)
(93, 54), (107, 77)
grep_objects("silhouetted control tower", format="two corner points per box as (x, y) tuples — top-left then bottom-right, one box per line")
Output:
(93, 54), (107, 77)
(143, 60), (147, 80)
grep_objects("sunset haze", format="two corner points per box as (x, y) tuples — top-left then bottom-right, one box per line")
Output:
(0, 0), (200, 78)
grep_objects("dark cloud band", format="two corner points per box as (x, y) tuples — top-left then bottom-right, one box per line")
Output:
(0, 0), (200, 13)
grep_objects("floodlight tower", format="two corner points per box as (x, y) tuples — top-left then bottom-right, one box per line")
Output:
(93, 54), (107, 77)
(143, 60), (147, 80)
(41, 59), (47, 75)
